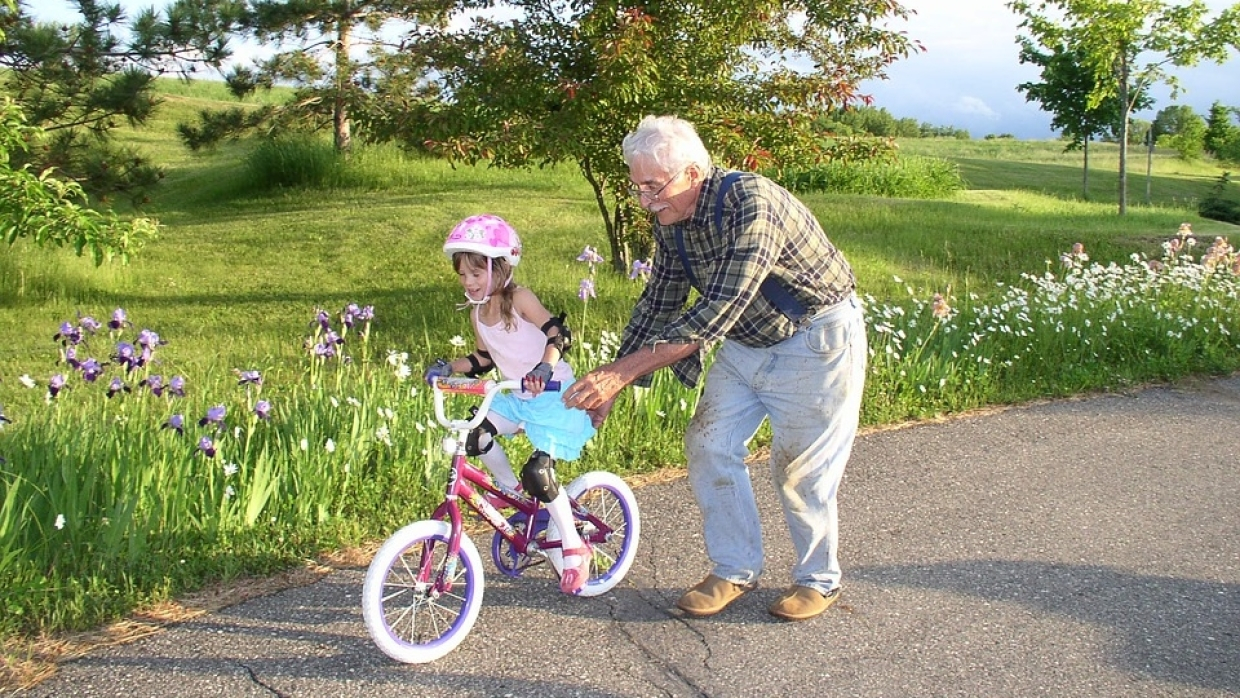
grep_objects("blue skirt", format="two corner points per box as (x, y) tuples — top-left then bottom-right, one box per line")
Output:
(489, 379), (596, 461)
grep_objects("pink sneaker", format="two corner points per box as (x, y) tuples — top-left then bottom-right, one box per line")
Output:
(559, 544), (593, 595)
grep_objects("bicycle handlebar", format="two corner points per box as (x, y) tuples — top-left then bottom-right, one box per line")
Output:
(432, 377), (561, 431)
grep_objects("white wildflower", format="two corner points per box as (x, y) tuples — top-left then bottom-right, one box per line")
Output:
(54, 514), (66, 530)
(386, 350), (409, 367)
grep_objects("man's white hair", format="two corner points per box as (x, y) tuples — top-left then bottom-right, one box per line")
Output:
(621, 115), (713, 173)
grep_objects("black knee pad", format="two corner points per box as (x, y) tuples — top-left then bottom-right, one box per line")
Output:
(520, 451), (560, 503)
(465, 411), (497, 457)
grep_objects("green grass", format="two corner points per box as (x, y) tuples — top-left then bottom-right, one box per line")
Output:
(1, 79), (1239, 646)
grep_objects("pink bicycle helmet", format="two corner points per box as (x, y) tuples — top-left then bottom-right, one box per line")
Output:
(443, 214), (522, 267)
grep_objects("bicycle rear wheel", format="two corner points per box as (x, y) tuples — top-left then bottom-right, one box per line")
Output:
(362, 520), (485, 663)
(566, 471), (641, 597)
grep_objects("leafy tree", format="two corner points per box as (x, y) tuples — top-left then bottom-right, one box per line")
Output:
(1152, 103), (1200, 139)
(1016, 40), (1146, 199)
(1009, 0), (1240, 215)
(386, 1), (919, 272)
(1160, 109), (1207, 160)
(0, 0), (243, 203)
(0, 0), (157, 264)
(179, 0), (458, 154)
(1204, 100), (1240, 158)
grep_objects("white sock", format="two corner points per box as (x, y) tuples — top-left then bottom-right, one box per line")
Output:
(546, 491), (586, 571)
(477, 442), (521, 491)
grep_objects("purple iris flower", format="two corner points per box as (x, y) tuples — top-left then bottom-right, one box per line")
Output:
(78, 358), (105, 382)
(357, 305), (374, 322)
(62, 346), (81, 369)
(198, 436), (216, 458)
(140, 374), (164, 396)
(162, 413), (184, 434)
(254, 400), (272, 421)
(168, 376), (186, 397)
(340, 304), (361, 328)
(0, 405), (11, 425)
(106, 377), (130, 398)
(113, 342), (141, 372)
(198, 405), (226, 429)
(630, 259), (653, 279)
(136, 329), (164, 350)
(237, 370), (262, 386)
(108, 308), (129, 331)
(576, 246), (605, 264)
(314, 343), (336, 359)
(578, 278), (596, 301)
(315, 309), (331, 331)
(48, 374), (67, 398)
(53, 321), (83, 346)
(325, 329), (343, 346)
(78, 316), (102, 334)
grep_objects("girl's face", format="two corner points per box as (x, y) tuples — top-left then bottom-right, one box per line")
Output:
(457, 259), (494, 302)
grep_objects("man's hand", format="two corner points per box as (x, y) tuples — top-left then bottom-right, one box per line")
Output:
(586, 399), (616, 428)
(563, 365), (629, 411)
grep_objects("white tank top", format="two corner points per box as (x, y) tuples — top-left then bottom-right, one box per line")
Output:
(473, 308), (574, 387)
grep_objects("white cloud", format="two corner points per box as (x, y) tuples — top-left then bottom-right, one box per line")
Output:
(953, 96), (1000, 120)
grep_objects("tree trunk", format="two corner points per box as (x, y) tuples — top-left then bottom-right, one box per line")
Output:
(1083, 136), (1090, 200)
(1145, 127), (1154, 205)
(1117, 55), (1129, 215)
(334, 19), (352, 154)
(579, 158), (629, 273)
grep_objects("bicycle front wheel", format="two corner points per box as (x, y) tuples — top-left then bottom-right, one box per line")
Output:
(362, 520), (485, 663)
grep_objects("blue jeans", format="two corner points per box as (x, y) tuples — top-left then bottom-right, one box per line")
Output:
(684, 295), (867, 594)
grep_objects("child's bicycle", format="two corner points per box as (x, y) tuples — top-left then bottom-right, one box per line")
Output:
(361, 376), (641, 664)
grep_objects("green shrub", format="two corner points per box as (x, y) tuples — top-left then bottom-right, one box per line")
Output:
(1199, 172), (1240, 224)
(242, 136), (342, 190)
(772, 155), (966, 199)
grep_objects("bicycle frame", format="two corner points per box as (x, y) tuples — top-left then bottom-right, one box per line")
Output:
(427, 377), (616, 589)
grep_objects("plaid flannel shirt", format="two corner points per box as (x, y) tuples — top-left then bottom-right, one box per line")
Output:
(617, 167), (856, 388)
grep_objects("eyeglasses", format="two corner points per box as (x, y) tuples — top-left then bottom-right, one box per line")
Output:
(628, 167), (687, 200)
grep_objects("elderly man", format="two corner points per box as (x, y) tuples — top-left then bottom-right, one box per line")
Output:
(563, 115), (867, 621)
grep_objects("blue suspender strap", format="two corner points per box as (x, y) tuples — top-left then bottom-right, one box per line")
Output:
(673, 225), (701, 289)
(698, 171), (808, 322)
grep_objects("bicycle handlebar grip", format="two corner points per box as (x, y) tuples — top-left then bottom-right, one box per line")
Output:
(518, 380), (560, 392)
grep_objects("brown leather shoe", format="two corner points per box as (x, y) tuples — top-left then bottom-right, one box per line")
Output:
(768, 585), (841, 621)
(675, 574), (757, 617)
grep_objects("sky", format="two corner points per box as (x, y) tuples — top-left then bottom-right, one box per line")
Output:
(29, 0), (1240, 141)
(860, 0), (1240, 139)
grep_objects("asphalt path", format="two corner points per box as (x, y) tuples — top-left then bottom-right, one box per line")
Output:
(17, 376), (1240, 697)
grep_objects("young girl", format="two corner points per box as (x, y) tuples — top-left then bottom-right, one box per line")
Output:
(424, 214), (597, 595)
